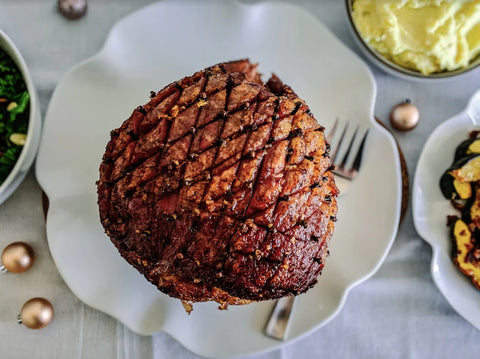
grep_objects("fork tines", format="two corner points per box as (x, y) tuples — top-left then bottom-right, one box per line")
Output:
(327, 119), (369, 179)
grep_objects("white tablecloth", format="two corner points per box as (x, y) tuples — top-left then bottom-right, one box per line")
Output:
(1, 1), (479, 358)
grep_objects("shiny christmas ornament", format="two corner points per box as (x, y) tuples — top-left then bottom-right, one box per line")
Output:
(390, 99), (420, 131)
(58, 0), (87, 20)
(0, 242), (35, 274)
(18, 298), (54, 330)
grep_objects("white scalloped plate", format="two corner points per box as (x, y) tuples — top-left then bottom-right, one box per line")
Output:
(35, 1), (401, 357)
(413, 90), (480, 330)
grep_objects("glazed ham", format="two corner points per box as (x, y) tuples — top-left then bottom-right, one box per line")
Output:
(97, 59), (338, 308)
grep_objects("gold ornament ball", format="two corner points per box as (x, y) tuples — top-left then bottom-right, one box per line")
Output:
(18, 298), (54, 330)
(58, 0), (87, 20)
(390, 100), (420, 131)
(1, 242), (35, 274)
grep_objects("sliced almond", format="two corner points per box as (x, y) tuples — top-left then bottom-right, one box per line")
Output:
(10, 133), (27, 146)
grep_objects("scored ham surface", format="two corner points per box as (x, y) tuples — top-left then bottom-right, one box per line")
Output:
(97, 59), (338, 307)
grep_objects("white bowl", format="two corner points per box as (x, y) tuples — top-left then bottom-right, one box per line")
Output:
(345, 0), (480, 82)
(0, 28), (41, 204)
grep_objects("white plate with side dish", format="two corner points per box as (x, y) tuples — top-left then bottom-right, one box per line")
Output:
(413, 90), (480, 330)
(35, 1), (401, 357)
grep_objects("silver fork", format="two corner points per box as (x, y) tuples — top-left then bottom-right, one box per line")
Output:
(329, 119), (369, 195)
(264, 120), (369, 340)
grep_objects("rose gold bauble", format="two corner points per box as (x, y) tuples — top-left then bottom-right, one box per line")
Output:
(58, 0), (87, 20)
(0, 242), (35, 274)
(18, 298), (54, 330)
(390, 100), (420, 131)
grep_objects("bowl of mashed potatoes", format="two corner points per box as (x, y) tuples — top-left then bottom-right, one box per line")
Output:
(346, 0), (480, 80)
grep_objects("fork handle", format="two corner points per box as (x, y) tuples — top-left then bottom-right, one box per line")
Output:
(264, 296), (297, 340)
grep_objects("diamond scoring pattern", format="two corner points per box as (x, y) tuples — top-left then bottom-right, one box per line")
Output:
(97, 60), (338, 304)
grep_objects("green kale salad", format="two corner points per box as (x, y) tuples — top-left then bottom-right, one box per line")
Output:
(0, 47), (29, 186)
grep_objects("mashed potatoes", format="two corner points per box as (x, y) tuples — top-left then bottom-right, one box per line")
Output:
(352, 0), (480, 74)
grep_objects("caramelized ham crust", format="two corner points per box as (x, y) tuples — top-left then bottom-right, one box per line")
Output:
(97, 59), (338, 306)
